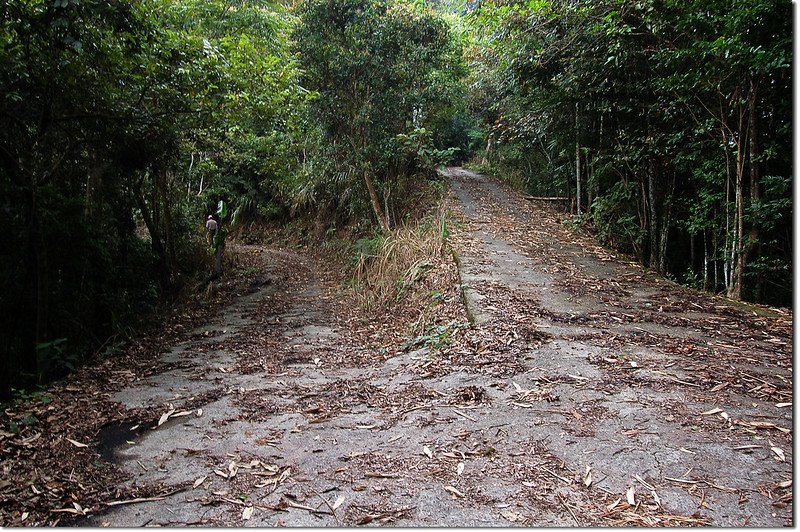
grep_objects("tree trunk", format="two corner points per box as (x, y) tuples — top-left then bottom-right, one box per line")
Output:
(727, 106), (748, 300)
(383, 178), (392, 230)
(84, 150), (106, 221)
(702, 230), (709, 291)
(159, 167), (178, 279)
(34, 226), (50, 383)
(363, 169), (389, 232)
(721, 127), (733, 292)
(132, 178), (171, 287)
(647, 162), (659, 270)
(729, 163), (744, 299)
(634, 175), (647, 266)
(28, 187), (51, 383)
(657, 170), (675, 275)
(575, 102), (582, 215)
(735, 79), (762, 300)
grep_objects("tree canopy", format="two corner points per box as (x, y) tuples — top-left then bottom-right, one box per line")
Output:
(466, 0), (791, 304)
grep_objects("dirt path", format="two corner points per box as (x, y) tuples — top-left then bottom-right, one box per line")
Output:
(3, 168), (790, 526)
(443, 167), (792, 526)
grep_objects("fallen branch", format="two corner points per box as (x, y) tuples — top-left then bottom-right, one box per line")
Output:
(220, 497), (288, 513)
(106, 496), (167, 507)
(451, 408), (477, 421)
(285, 500), (333, 515)
(542, 467), (572, 485)
(311, 488), (341, 524)
(365, 472), (401, 479)
(557, 493), (579, 525)
(652, 371), (701, 388)
(105, 485), (189, 507)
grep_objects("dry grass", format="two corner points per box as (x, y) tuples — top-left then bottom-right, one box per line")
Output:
(352, 206), (449, 309)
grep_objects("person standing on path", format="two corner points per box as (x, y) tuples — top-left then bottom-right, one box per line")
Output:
(206, 214), (218, 245)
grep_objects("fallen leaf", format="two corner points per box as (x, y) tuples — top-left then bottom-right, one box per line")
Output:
(771, 446), (786, 462)
(700, 407), (723, 416)
(456, 462), (465, 476)
(196, 409), (203, 417)
(501, 510), (528, 523)
(606, 498), (621, 511)
(158, 408), (176, 427)
(214, 469), (228, 479)
(423, 446), (433, 459)
(633, 474), (655, 491)
(21, 512), (28, 522)
(21, 433), (41, 445)
(777, 480), (792, 489)
(51, 507), (83, 515)
(626, 486), (636, 506)
(66, 438), (88, 448)
(775, 402), (792, 408)
(445, 485), (465, 498)
(332, 495), (345, 511)
(742, 420), (781, 429)
(357, 514), (381, 525)
(242, 506), (254, 520)
(651, 490), (661, 507)
(260, 463), (280, 474)
(193, 476), (207, 489)
(583, 465), (592, 487)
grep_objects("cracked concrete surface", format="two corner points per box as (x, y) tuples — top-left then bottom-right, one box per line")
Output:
(82, 168), (791, 527)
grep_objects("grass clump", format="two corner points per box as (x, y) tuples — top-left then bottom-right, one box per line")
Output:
(351, 207), (449, 309)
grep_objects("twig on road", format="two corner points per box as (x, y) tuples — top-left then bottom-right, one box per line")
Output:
(557, 493), (580, 525)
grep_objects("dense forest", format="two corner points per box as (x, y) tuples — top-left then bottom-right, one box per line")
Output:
(0, 0), (791, 399)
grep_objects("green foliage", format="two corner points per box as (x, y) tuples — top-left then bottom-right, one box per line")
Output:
(216, 200), (229, 221)
(0, 0), (314, 398)
(403, 319), (469, 350)
(352, 234), (387, 266)
(590, 181), (645, 256)
(465, 0), (791, 305)
(294, 0), (466, 226)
